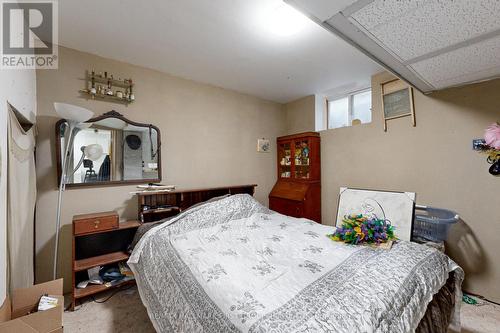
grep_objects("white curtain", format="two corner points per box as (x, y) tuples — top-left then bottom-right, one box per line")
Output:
(6, 104), (36, 292)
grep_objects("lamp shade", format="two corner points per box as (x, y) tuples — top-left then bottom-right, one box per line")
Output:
(76, 123), (93, 130)
(54, 103), (94, 124)
(83, 144), (103, 161)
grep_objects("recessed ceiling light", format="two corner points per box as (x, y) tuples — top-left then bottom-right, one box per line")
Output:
(265, 4), (309, 37)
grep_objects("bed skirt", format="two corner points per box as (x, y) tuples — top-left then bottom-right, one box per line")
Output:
(416, 271), (458, 333)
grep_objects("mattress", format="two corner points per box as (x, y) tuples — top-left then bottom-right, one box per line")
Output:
(129, 194), (463, 333)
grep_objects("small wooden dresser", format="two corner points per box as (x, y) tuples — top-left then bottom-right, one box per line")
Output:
(269, 132), (321, 223)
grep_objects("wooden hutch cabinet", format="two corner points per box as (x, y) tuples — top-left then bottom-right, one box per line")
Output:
(269, 132), (321, 223)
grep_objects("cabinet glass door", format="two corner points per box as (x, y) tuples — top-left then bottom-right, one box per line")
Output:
(294, 139), (310, 179)
(278, 142), (292, 178)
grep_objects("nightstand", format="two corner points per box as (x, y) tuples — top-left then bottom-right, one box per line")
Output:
(71, 211), (141, 310)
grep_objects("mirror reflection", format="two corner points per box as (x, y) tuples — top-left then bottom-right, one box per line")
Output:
(57, 113), (160, 186)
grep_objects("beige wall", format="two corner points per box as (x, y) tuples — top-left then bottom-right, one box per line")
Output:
(319, 71), (500, 301)
(35, 47), (286, 291)
(285, 95), (315, 134)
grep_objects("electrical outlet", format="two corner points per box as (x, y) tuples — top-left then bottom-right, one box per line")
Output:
(472, 139), (486, 151)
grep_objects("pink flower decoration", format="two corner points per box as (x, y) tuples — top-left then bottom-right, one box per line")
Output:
(484, 122), (500, 150)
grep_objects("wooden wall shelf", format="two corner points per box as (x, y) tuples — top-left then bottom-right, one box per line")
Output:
(89, 74), (133, 88)
(80, 69), (135, 105)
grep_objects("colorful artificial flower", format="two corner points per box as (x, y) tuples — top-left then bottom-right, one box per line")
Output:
(327, 214), (396, 245)
(484, 122), (500, 150)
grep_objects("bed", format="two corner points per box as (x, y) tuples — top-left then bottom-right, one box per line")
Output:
(128, 194), (463, 333)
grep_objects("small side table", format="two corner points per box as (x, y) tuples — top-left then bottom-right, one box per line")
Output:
(71, 212), (141, 310)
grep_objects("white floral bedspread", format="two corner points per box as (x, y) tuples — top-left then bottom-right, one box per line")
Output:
(129, 194), (463, 333)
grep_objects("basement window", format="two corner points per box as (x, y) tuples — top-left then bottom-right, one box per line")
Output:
(327, 89), (372, 129)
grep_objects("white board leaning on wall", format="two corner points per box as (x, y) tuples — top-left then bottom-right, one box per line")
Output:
(336, 188), (416, 241)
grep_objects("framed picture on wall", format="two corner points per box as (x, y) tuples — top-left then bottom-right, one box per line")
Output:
(257, 138), (270, 152)
(381, 79), (416, 132)
(336, 187), (416, 241)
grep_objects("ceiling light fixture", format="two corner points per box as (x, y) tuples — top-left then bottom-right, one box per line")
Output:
(265, 3), (309, 37)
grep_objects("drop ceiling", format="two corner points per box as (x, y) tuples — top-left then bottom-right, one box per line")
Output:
(58, 0), (382, 103)
(286, 0), (500, 93)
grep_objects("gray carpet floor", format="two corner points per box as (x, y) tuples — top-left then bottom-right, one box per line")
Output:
(64, 287), (500, 333)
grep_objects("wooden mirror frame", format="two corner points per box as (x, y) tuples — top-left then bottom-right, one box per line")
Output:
(55, 110), (162, 188)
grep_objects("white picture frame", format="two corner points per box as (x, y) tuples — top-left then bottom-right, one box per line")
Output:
(336, 187), (416, 241)
(257, 139), (270, 153)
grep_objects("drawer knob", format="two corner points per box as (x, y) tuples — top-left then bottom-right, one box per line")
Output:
(94, 220), (100, 228)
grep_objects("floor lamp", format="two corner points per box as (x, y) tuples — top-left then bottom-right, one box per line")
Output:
(53, 103), (94, 280)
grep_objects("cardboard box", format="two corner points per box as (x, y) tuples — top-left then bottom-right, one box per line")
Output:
(0, 279), (64, 333)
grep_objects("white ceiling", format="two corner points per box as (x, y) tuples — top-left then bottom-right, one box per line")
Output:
(58, 0), (381, 103)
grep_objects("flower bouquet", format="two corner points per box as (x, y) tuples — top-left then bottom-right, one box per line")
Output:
(477, 122), (500, 176)
(327, 214), (396, 248)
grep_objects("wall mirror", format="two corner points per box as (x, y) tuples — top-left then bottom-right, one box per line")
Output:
(56, 111), (161, 187)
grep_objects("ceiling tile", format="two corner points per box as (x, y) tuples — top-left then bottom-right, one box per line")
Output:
(351, 0), (500, 61)
(410, 34), (500, 88)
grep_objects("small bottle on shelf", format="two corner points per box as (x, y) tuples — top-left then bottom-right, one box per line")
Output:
(90, 69), (96, 95)
(106, 79), (113, 96)
(129, 80), (135, 101)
